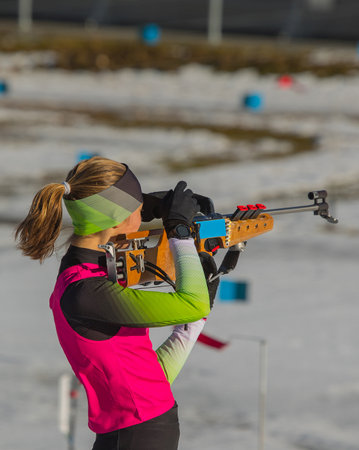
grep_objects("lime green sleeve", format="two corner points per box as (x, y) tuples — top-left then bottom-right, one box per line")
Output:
(96, 238), (210, 327)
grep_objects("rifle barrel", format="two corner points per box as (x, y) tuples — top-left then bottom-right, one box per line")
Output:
(266, 204), (319, 216)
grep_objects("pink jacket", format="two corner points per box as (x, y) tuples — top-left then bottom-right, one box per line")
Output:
(50, 263), (175, 433)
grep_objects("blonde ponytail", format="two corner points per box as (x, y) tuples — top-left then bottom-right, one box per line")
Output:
(15, 183), (65, 262)
(15, 157), (127, 262)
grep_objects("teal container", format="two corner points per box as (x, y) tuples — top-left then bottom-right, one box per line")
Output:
(141, 23), (161, 45)
(219, 279), (249, 302)
(0, 80), (9, 95)
(242, 92), (264, 111)
(76, 151), (99, 163)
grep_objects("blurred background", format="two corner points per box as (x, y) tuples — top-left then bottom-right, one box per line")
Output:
(1, 2), (359, 450)
(2, 0), (359, 39)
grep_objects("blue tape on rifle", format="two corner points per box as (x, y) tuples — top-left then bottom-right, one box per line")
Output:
(196, 219), (227, 239)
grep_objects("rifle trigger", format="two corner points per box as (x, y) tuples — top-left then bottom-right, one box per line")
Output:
(208, 272), (220, 282)
(210, 243), (246, 282)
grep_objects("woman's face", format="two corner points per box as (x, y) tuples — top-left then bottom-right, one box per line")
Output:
(126, 205), (143, 233)
(111, 204), (143, 236)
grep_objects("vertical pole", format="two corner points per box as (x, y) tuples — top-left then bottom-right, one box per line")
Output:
(232, 335), (268, 450)
(59, 374), (71, 437)
(59, 373), (80, 450)
(68, 374), (80, 450)
(18, 0), (33, 33)
(282, 0), (302, 39)
(208, 0), (223, 45)
(258, 340), (268, 450)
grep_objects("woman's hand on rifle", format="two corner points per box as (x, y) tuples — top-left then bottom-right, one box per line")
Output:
(162, 181), (200, 236)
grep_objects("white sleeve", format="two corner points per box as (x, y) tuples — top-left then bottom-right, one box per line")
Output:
(155, 319), (206, 385)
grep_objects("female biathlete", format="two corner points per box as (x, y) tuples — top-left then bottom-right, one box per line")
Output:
(15, 157), (218, 450)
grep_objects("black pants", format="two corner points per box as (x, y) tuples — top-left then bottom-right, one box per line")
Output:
(92, 403), (180, 450)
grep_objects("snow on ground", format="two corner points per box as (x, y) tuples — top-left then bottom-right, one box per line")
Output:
(0, 56), (359, 450)
(4, 65), (359, 115)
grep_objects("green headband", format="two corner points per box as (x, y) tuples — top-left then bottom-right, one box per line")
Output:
(64, 165), (143, 236)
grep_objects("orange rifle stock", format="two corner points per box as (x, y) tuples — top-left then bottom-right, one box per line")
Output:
(99, 190), (338, 287)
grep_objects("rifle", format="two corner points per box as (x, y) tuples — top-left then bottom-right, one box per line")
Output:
(99, 190), (338, 287)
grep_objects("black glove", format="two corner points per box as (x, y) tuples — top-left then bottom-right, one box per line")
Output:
(199, 252), (219, 309)
(142, 190), (215, 222)
(162, 181), (200, 235)
(141, 191), (173, 222)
